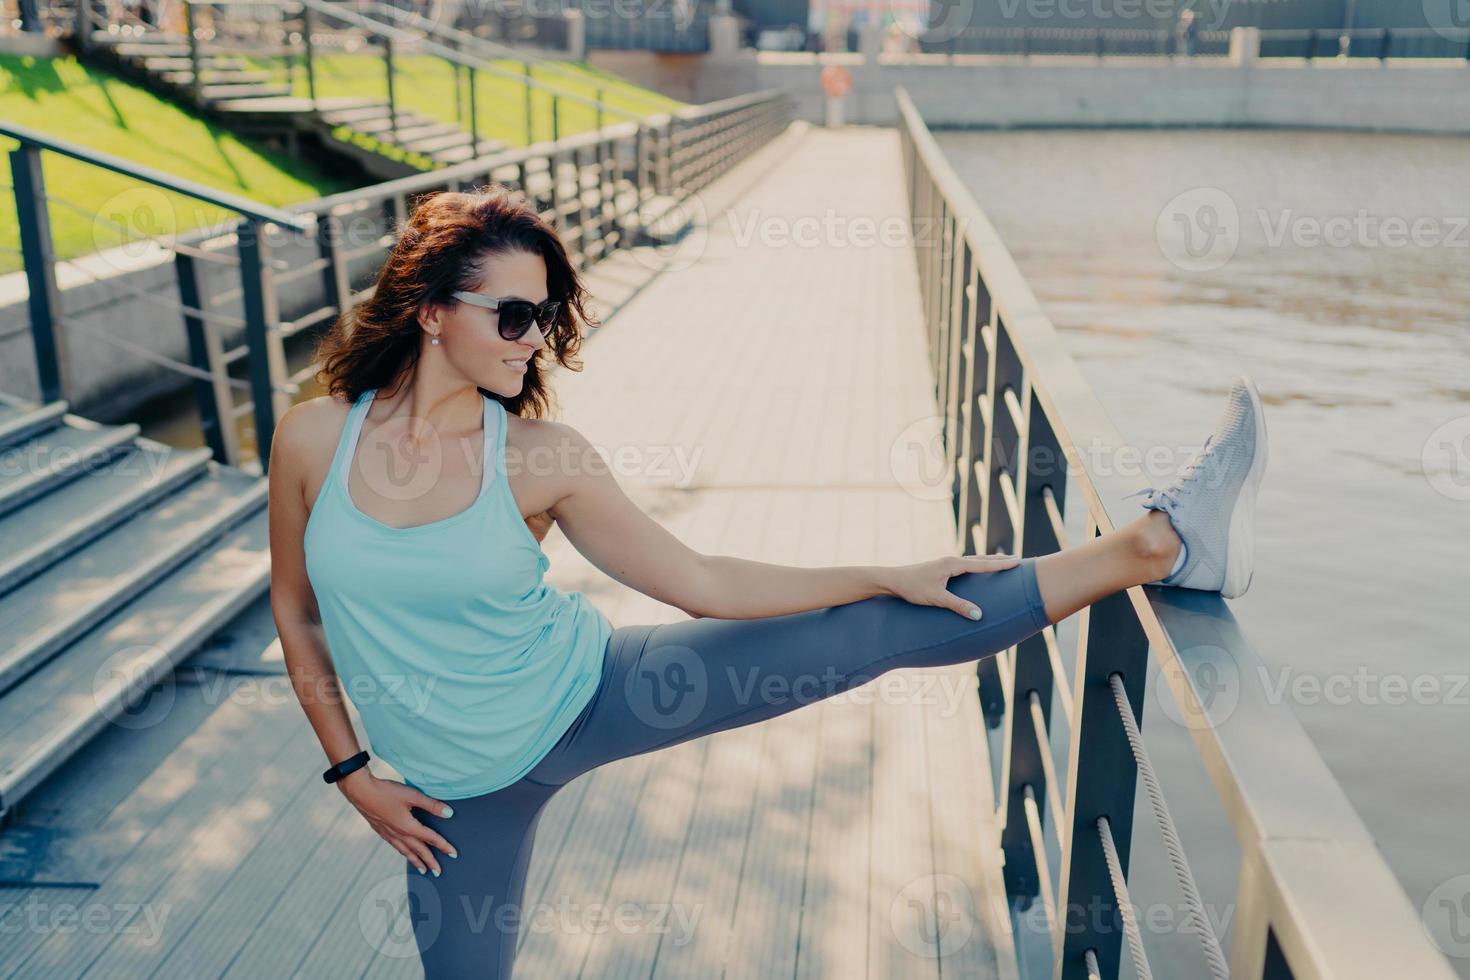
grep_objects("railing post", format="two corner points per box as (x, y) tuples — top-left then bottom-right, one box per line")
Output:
(468, 66), (480, 158)
(302, 1), (318, 108)
(383, 35), (398, 142)
(453, 61), (464, 127)
(315, 208), (351, 321)
(10, 143), (69, 405)
(935, 200), (954, 438)
(664, 117), (676, 194)
(954, 267), (991, 556)
(184, 1), (202, 106)
(547, 148), (561, 238)
(1052, 554), (1150, 980)
(997, 388), (1068, 914)
(236, 218), (288, 473)
(974, 321), (1024, 731)
(76, 0), (94, 53)
(18, 0), (41, 33)
(176, 251), (240, 466)
(523, 61), (534, 144)
(632, 121), (645, 235)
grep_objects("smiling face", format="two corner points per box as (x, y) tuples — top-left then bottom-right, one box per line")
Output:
(426, 248), (551, 399)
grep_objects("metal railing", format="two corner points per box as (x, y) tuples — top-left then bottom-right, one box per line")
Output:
(5, 88), (792, 471)
(73, 0), (666, 149)
(2, 0), (72, 34)
(580, 5), (710, 53)
(355, 0), (673, 114)
(894, 85), (1455, 980)
(918, 25), (1470, 60)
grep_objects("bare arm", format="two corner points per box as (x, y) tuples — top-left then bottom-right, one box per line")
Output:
(543, 423), (1018, 620)
(267, 401), (457, 874)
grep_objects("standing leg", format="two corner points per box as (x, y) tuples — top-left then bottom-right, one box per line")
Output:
(525, 510), (1180, 787)
(402, 778), (559, 979)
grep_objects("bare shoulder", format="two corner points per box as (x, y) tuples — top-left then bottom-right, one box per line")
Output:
(503, 413), (592, 455)
(271, 394), (353, 488)
(503, 414), (604, 514)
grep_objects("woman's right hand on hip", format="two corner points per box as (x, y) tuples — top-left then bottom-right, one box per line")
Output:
(337, 769), (458, 875)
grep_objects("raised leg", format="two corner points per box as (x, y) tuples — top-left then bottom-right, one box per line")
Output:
(1033, 509), (1181, 623)
(524, 513), (1178, 788)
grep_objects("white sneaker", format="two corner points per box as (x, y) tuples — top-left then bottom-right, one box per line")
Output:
(1127, 375), (1268, 598)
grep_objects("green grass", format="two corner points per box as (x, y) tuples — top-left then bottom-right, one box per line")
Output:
(245, 52), (685, 147)
(0, 53), (354, 274)
(0, 51), (684, 273)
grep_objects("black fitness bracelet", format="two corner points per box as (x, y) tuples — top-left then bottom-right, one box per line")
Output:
(322, 749), (371, 784)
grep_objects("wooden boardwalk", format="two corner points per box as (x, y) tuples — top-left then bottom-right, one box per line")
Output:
(0, 121), (1019, 979)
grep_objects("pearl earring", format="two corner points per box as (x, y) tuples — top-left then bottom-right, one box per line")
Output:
(430, 335), (441, 346)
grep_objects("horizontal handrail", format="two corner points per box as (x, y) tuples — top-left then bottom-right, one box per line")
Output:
(933, 24), (1470, 43)
(0, 122), (310, 230)
(291, 87), (787, 217)
(895, 84), (1455, 979)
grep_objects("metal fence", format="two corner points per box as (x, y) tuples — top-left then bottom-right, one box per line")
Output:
(4, 88), (792, 471)
(894, 85), (1456, 980)
(918, 25), (1470, 60)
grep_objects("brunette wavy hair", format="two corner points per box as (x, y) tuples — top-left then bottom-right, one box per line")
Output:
(312, 183), (597, 419)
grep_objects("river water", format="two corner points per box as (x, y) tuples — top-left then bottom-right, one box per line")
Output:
(937, 128), (1470, 975)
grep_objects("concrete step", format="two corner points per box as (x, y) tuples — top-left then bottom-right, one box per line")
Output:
(318, 103), (394, 124)
(157, 69), (277, 86)
(0, 510), (269, 820)
(0, 415), (141, 520)
(0, 443), (213, 596)
(0, 458), (265, 696)
(0, 394), (270, 822)
(339, 111), (437, 136)
(0, 397), (68, 450)
(179, 589), (284, 677)
(141, 55), (249, 73)
(397, 127), (474, 154)
(432, 138), (511, 165)
(199, 82), (294, 101)
(106, 42), (193, 59)
(90, 28), (186, 44)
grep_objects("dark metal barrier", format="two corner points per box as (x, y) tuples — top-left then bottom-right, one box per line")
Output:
(894, 85), (1456, 980)
(918, 25), (1470, 60)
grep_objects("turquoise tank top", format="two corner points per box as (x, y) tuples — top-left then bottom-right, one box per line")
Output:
(303, 387), (611, 799)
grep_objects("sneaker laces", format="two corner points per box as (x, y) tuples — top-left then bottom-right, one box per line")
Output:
(1126, 434), (1214, 513)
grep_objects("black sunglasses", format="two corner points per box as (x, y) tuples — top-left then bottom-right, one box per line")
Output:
(450, 290), (562, 341)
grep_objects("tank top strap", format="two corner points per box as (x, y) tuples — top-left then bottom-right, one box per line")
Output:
(477, 391), (498, 497)
(333, 388), (376, 497)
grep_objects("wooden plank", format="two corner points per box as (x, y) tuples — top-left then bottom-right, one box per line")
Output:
(719, 489), (821, 980)
(636, 491), (779, 977)
(868, 490), (944, 980)
(0, 682), (307, 979)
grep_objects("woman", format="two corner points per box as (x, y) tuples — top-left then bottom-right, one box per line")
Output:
(266, 186), (1267, 978)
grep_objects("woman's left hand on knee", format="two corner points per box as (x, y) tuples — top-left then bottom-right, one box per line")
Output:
(882, 554), (1019, 620)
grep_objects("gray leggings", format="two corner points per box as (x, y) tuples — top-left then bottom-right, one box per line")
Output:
(402, 556), (1050, 978)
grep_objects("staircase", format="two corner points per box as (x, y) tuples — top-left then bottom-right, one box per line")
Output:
(310, 100), (510, 169)
(80, 26), (508, 175)
(84, 28), (299, 108)
(0, 394), (271, 824)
